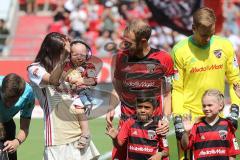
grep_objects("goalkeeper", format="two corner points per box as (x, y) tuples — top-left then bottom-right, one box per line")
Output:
(171, 7), (240, 160)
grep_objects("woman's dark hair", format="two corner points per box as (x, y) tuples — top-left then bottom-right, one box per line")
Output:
(34, 32), (68, 73)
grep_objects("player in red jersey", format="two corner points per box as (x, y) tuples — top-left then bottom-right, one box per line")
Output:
(180, 89), (240, 160)
(106, 19), (174, 160)
(106, 97), (169, 160)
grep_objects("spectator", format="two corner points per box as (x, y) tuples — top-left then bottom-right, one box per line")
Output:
(223, 0), (240, 35)
(100, 1), (116, 32)
(95, 30), (112, 57)
(69, 5), (88, 39)
(26, 0), (37, 14)
(0, 19), (9, 53)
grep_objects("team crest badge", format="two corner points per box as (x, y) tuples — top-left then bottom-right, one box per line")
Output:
(148, 130), (156, 140)
(213, 49), (222, 58)
(33, 68), (39, 77)
(146, 64), (156, 73)
(218, 130), (227, 140)
(132, 130), (138, 136)
(233, 55), (239, 68)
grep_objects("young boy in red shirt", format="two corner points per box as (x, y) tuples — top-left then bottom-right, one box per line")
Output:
(106, 97), (169, 160)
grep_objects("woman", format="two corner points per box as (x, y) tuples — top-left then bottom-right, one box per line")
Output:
(27, 32), (99, 160)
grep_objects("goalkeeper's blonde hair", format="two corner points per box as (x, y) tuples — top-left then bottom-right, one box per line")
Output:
(193, 7), (216, 28)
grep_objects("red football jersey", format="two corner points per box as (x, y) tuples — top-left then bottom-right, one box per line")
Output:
(117, 118), (169, 160)
(188, 117), (240, 159)
(114, 48), (174, 117)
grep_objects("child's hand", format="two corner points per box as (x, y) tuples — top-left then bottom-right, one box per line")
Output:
(83, 78), (96, 86)
(106, 109), (115, 128)
(233, 83), (240, 98)
(148, 152), (162, 160)
(156, 120), (169, 136)
(66, 70), (83, 84)
(182, 114), (193, 133)
(105, 125), (118, 139)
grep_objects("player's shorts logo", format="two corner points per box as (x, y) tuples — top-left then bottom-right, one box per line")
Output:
(213, 49), (222, 58)
(218, 130), (227, 140)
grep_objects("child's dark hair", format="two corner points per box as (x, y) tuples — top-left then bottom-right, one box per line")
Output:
(136, 97), (159, 108)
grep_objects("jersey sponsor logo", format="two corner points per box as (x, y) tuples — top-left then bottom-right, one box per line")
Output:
(129, 145), (154, 153)
(147, 130), (156, 140)
(123, 80), (155, 88)
(190, 64), (223, 73)
(218, 130), (227, 140)
(213, 49), (222, 58)
(199, 149), (226, 156)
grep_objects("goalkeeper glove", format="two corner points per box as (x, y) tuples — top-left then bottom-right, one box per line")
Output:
(226, 104), (239, 130)
(174, 115), (185, 140)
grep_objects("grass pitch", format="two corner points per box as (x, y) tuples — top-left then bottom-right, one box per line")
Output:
(15, 118), (240, 160)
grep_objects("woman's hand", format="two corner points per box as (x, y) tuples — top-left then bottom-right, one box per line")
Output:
(156, 120), (169, 136)
(60, 40), (71, 62)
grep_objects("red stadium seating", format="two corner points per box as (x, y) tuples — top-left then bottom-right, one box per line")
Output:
(9, 15), (53, 57)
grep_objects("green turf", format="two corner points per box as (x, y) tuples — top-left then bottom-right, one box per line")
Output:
(15, 118), (240, 160)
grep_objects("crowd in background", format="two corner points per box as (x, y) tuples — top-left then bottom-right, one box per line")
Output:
(1, 0), (240, 58)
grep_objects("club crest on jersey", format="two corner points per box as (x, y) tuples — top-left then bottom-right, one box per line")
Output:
(218, 130), (227, 140)
(132, 130), (138, 136)
(233, 55), (239, 68)
(146, 64), (156, 73)
(213, 49), (222, 58)
(148, 130), (156, 140)
(33, 68), (39, 77)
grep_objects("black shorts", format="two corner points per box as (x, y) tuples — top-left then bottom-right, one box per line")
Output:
(3, 119), (17, 160)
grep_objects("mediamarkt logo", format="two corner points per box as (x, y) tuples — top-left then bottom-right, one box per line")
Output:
(199, 149), (225, 156)
(129, 145), (153, 153)
(190, 64), (223, 73)
(124, 81), (155, 88)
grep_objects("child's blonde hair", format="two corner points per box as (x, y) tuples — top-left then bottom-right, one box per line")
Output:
(202, 89), (224, 110)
